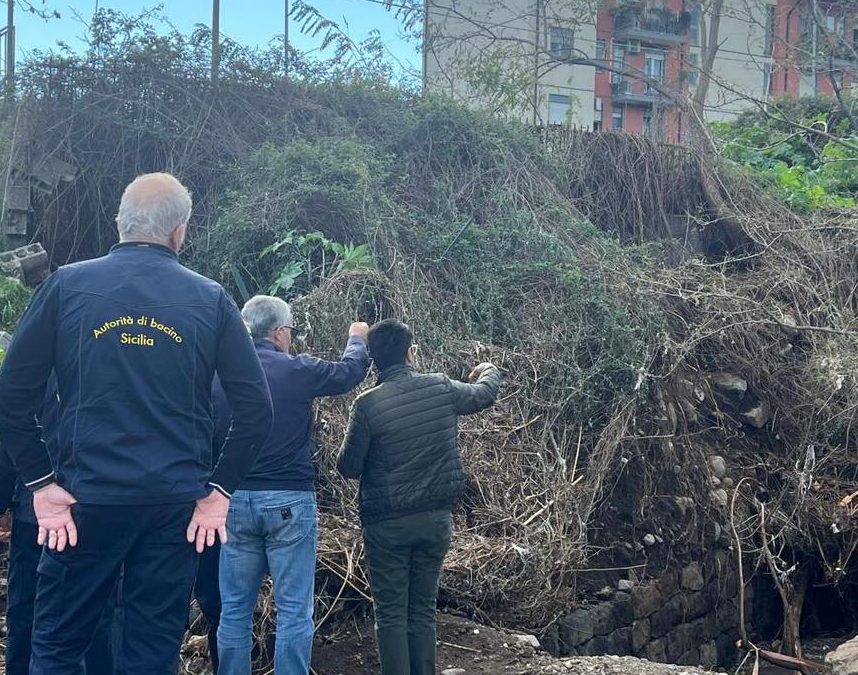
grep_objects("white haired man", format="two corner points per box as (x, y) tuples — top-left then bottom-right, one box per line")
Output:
(217, 295), (369, 675)
(0, 172), (273, 674)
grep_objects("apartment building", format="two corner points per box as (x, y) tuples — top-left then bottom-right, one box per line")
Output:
(423, 0), (858, 141)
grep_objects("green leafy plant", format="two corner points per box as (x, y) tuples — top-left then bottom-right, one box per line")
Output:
(713, 97), (858, 211)
(260, 230), (375, 297)
(0, 276), (32, 332)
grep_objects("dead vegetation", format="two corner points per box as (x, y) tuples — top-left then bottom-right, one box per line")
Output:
(1, 18), (856, 671)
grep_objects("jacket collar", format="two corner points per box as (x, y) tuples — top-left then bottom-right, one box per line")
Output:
(377, 363), (413, 384)
(254, 339), (280, 353)
(109, 241), (178, 260)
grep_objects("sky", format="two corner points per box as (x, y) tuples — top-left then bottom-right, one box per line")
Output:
(10, 0), (420, 71)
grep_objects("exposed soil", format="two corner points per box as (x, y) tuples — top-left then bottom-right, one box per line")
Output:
(311, 612), (719, 675)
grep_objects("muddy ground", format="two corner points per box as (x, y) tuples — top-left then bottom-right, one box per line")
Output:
(310, 612), (719, 675)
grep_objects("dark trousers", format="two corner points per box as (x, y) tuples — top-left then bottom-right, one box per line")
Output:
(5, 518), (119, 675)
(195, 541), (222, 674)
(363, 510), (452, 675)
(30, 502), (197, 675)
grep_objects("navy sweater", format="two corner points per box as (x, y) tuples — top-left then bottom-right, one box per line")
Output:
(239, 337), (369, 491)
(0, 243), (273, 505)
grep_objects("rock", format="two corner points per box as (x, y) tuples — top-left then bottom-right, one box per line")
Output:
(722, 477), (734, 488)
(708, 455), (727, 479)
(657, 571), (679, 599)
(681, 563), (705, 591)
(632, 619), (650, 653)
(560, 609), (595, 647)
(596, 585), (615, 601)
(514, 633), (542, 650)
(0, 331), (12, 351)
(699, 640), (719, 669)
(710, 489), (729, 508)
(708, 373), (747, 398)
(442, 670), (467, 675)
(612, 594), (633, 627)
(592, 602), (617, 636)
(607, 626), (633, 656)
(710, 476), (722, 487)
(645, 637), (667, 663)
(631, 584), (662, 619)
(827, 635), (858, 674)
(650, 594), (683, 638)
(674, 497), (694, 517)
(643, 534), (657, 547)
(740, 402), (770, 428)
(617, 579), (634, 592)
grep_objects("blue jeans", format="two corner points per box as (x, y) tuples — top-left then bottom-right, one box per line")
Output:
(218, 490), (317, 675)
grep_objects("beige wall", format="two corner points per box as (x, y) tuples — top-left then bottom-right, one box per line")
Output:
(425, 0), (598, 126)
(694, 0), (775, 121)
(426, 0), (777, 125)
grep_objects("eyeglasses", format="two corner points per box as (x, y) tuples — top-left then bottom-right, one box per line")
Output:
(276, 325), (298, 339)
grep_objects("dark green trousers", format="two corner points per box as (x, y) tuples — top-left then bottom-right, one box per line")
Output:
(363, 509), (452, 675)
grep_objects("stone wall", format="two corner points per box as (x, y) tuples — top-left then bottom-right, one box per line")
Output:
(542, 551), (751, 669)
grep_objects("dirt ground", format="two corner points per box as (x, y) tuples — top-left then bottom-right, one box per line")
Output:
(310, 612), (719, 675)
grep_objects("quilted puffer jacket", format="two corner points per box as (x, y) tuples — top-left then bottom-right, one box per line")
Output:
(337, 364), (500, 524)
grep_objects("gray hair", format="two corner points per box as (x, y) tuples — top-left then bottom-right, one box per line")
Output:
(116, 173), (193, 242)
(242, 295), (293, 339)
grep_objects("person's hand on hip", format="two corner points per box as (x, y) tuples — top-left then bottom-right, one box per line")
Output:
(34, 483), (78, 551)
(187, 490), (230, 553)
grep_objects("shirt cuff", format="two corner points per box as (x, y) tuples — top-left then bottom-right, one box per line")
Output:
(207, 482), (232, 498)
(26, 472), (57, 492)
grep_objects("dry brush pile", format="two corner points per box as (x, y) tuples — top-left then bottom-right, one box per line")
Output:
(2, 18), (857, 669)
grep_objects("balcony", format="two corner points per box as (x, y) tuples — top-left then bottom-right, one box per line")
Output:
(614, 7), (689, 46)
(830, 42), (858, 70)
(611, 78), (662, 105)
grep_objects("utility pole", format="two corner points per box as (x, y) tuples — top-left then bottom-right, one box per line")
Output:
(284, 0), (290, 77)
(6, 0), (15, 98)
(212, 0), (220, 83)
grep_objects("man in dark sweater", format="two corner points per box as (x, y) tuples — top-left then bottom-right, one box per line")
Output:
(0, 173), (273, 675)
(338, 319), (500, 675)
(217, 295), (370, 675)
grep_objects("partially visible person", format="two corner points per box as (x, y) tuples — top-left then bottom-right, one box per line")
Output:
(3, 378), (120, 675)
(0, 172), (273, 675)
(337, 319), (500, 675)
(192, 376), (232, 674)
(218, 295), (370, 675)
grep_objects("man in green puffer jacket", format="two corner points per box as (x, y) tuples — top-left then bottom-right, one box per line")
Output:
(337, 319), (500, 675)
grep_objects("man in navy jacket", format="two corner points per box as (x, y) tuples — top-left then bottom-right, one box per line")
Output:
(217, 295), (369, 675)
(0, 172), (273, 675)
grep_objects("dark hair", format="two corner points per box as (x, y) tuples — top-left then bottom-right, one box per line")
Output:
(367, 319), (413, 371)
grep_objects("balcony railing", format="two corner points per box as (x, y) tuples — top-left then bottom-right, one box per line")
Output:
(614, 7), (689, 45)
(611, 78), (662, 105)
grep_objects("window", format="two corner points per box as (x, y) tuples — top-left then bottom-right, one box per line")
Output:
(594, 98), (604, 130)
(764, 5), (776, 54)
(596, 38), (607, 68)
(687, 52), (699, 86)
(643, 111), (652, 136)
(690, 9), (700, 44)
(645, 52), (665, 81)
(548, 93), (571, 125)
(612, 45), (626, 83)
(549, 27), (575, 60)
(612, 107), (624, 130)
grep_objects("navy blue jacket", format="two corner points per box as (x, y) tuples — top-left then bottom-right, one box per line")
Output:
(240, 336), (369, 491)
(0, 242), (273, 505)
